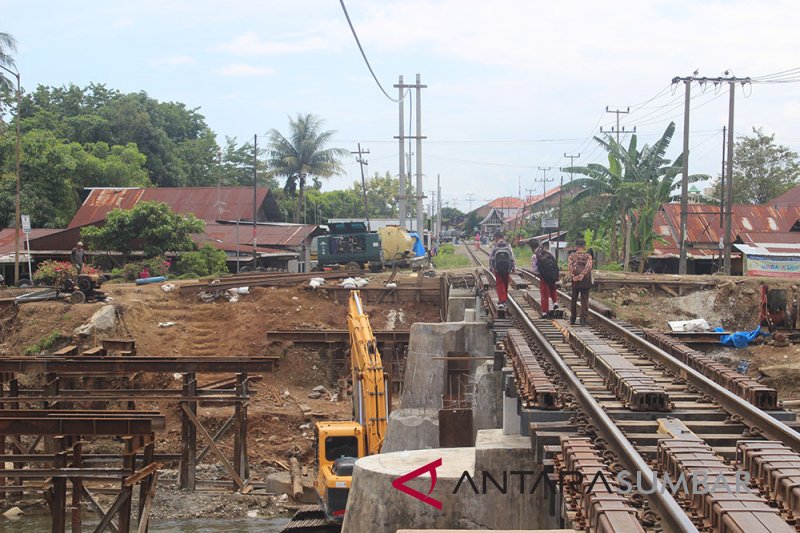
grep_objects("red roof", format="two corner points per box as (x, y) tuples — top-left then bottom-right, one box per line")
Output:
(487, 196), (524, 209)
(769, 185), (800, 208)
(652, 203), (800, 257)
(0, 228), (64, 255)
(69, 187), (272, 229)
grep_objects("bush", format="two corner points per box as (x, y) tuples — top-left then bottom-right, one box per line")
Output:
(32, 260), (99, 285)
(175, 245), (228, 277)
(25, 330), (63, 356)
(176, 272), (200, 280)
(438, 243), (456, 255)
(120, 256), (171, 281)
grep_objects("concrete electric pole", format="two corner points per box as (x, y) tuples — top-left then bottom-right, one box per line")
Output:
(352, 143), (371, 231)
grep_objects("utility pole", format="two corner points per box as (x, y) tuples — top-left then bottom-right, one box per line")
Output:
(670, 74), (750, 275)
(601, 106), (633, 145)
(395, 74), (426, 235)
(436, 174), (442, 245)
(0, 66), (21, 284)
(395, 75), (406, 229)
(719, 125), (726, 272)
(723, 80), (738, 275)
(535, 167), (553, 222)
(466, 193), (475, 213)
(252, 134), (258, 268)
(678, 79), (691, 275)
(352, 143), (371, 231)
(560, 152), (581, 252)
(415, 74), (425, 240)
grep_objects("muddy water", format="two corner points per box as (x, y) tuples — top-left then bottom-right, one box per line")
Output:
(0, 516), (290, 532)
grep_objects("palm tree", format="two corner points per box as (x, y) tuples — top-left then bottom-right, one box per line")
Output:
(0, 32), (17, 90)
(267, 114), (348, 223)
(566, 122), (708, 271)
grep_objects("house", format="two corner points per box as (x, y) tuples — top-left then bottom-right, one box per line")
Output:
(734, 232), (800, 278)
(478, 208), (505, 237)
(649, 203), (800, 274)
(0, 187), (321, 279)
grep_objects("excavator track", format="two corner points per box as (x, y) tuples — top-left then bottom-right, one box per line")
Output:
(280, 505), (342, 532)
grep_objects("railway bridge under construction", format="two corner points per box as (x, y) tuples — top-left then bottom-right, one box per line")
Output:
(341, 245), (800, 533)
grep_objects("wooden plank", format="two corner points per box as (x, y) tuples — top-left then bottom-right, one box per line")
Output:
(135, 472), (158, 533)
(658, 284), (678, 297)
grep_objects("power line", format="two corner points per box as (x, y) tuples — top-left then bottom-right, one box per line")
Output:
(338, 0), (407, 103)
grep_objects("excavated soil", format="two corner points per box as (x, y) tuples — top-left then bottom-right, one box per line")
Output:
(0, 275), (441, 519)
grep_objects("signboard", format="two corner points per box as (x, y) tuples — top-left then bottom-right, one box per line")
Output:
(21, 214), (30, 234)
(541, 218), (558, 230)
(745, 255), (800, 278)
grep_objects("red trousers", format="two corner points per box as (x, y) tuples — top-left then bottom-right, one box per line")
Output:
(495, 272), (510, 303)
(539, 279), (558, 313)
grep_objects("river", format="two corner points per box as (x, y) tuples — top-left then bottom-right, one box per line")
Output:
(0, 516), (290, 532)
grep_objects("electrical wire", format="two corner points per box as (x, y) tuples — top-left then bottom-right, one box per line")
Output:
(339, 0), (407, 102)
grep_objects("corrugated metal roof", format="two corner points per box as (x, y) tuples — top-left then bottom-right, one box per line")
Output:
(768, 185), (800, 208)
(0, 228), (64, 255)
(69, 187), (271, 229)
(203, 222), (320, 248)
(652, 203), (800, 258)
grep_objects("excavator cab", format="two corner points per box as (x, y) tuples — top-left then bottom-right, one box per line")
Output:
(313, 421), (365, 520)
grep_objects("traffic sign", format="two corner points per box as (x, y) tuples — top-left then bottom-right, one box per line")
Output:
(21, 214), (30, 234)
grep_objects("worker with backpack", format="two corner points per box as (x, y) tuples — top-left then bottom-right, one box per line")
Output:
(489, 230), (515, 310)
(534, 241), (560, 318)
(568, 238), (593, 326)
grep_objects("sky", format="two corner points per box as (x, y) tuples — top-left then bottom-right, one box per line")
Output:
(4, 0), (800, 212)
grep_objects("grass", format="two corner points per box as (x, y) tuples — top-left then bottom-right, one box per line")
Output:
(432, 254), (470, 269)
(512, 245), (534, 269)
(24, 330), (63, 356)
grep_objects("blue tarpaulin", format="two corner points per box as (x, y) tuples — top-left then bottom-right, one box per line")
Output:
(407, 232), (426, 257)
(714, 326), (767, 348)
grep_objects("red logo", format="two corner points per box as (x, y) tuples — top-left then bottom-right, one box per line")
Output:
(391, 458), (443, 510)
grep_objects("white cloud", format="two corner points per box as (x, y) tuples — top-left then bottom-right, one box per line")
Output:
(216, 30), (338, 56)
(216, 63), (275, 76)
(150, 55), (197, 68)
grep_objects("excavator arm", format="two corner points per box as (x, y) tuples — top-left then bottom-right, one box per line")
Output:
(347, 290), (389, 455)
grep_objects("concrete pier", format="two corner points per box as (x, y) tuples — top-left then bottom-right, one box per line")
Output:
(384, 321), (494, 452)
(343, 430), (559, 532)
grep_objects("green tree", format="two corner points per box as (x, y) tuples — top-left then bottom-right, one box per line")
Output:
(266, 113), (348, 223)
(175, 244), (228, 276)
(566, 122), (707, 271)
(723, 128), (800, 204)
(81, 201), (204, 257)
(0, 130), (149, 228)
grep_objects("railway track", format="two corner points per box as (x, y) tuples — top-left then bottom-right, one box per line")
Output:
(464, 243), (800, 533)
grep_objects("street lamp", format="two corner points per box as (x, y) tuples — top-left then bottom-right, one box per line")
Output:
(0, 65), (20, 284)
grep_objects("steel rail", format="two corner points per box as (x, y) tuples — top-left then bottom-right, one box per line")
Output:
(507, 294), (699, 533)
(521, 260), (800, 453)
(465, 245), (696, 532)
(591, 307), (800, 451)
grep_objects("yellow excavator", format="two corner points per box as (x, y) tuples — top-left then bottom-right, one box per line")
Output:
(281, 290), (389, 531)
